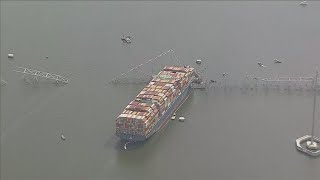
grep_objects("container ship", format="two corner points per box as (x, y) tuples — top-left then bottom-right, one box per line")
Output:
(115, 66), (195, 142)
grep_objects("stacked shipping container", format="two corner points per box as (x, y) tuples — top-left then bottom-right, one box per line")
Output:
(116, 66), (194, 140)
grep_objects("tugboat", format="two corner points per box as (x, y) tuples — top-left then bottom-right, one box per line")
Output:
(121, 35), (132, 43)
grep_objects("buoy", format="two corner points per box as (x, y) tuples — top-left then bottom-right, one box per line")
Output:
(60, 134), (66, 141)
(8, 54), (14, 58)
(178, 116), (185, 122)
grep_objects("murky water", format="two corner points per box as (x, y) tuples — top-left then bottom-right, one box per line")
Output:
(1, 1), (320, 180)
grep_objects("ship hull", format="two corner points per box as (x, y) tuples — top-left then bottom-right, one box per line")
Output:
(116, 83), (192, 141)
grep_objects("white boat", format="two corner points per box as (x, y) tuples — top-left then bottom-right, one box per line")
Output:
(178, 116), (185, 122)
(300, 1), (308, 6)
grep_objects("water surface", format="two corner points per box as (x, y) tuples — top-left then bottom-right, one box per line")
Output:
(1, 1), (320, 180)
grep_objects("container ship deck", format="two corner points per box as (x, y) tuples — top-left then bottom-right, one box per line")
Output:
(116, 66), (195, 142)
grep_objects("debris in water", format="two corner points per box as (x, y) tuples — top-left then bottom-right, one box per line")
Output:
(13, 66), (69, 84)
(258, 62), (266, 68)
(300, 1), (308, 6)
(60, 134), (66, 141)
(1, 79), (7, 86)
(274, 59), (282, 63)
(121, 35), (132, 43)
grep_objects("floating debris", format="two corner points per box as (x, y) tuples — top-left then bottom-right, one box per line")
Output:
(121, 35), (132, 43)
(13, 66), (69, 84)
(300, 1), (308, 6)
(178, 116), (185, 122)
(8, 53), (14, 58)
(258, 62), (266, 68)
(45, 56), (49, 59)
(274, 59), (282, 63)
(60, 134), (66, 141)
(1, 79), (7, 86)
(191, 81), (207, 89)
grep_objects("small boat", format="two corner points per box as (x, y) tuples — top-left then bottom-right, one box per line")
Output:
(178, 116), (185, 122)
(274, 59), (282, 63)
(300, 1), (308, 6)
(121, 36), (132, 43)
(171, 113), (176, 120)
(8, 53), (14, 58)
